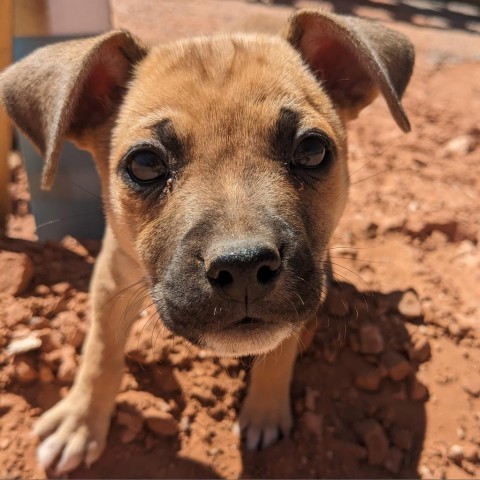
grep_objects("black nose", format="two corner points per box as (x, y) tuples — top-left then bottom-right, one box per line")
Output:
(205, 240), (282, 302)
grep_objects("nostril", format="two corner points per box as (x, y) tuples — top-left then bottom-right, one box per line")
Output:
(257, 265), (278, 285)
(212, 270), (234, 288)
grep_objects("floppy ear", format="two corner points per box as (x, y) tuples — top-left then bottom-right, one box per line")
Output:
(285, 10), (414, 132)
(0, 30), (147, 190)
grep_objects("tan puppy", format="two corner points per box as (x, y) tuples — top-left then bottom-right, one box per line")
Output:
(0, 10), (414, 473)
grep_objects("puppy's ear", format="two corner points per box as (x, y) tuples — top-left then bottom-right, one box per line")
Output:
(285, 10), (414, 132)
(0, 30), (147, 189)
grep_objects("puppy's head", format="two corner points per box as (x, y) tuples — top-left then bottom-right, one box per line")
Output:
(0, 11), (414, 356)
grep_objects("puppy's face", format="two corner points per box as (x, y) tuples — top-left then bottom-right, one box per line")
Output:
(0, 10), (413, 356)
(109, 36), (348, 356)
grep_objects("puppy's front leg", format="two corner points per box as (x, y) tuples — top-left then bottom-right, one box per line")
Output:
(34, 228), (144, 473)
(239, 334), (299, 450)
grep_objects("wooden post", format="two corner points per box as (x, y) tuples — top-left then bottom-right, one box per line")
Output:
(0, 0), (14, 229)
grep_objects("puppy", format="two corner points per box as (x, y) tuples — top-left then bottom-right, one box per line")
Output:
(0, 9), (414, 473)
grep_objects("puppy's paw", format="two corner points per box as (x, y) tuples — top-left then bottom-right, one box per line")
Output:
(33, 395), (111, 474)
(238, 391), (292, 450)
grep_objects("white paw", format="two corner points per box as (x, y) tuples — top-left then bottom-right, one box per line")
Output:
(238, 393), (292, 450)
(33, 396), (111, 474)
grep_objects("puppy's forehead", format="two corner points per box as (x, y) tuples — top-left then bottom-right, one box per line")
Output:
(116, 34), (343, 154)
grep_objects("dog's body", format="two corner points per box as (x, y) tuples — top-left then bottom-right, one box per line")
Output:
(0, 10), (414, 473)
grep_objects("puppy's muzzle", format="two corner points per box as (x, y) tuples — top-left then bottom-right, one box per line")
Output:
(205, 239), (282, 303)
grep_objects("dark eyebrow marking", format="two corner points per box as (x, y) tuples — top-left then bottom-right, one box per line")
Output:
(150, 119), (184, 160)
(271, 108), (300, 163)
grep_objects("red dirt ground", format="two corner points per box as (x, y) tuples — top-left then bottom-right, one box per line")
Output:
(1, 1), (479, 478)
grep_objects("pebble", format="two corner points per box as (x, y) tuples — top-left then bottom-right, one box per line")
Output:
(462, 377), (480, 397)
(0, 251), (34, 296)
(120, 428), (139, 444)
(384, 447), (404, 474)
(443, 134), (475, 156)
(463, 444), (478, 463)
(382, 350), (413, 381)
(398, 290), (423, 319)
(191, 387), (215, 407)
(447, 444), (464, 463)
(355, 366), (382, 391)
(408, 337), (431, 363)
(144, 408), (178, 437)
(359, 324), (384, 354)
(355, 419), (389, 465)
(7, 335), (41, 355)
(303, 412), (323, 436)
(409, 377), (429, 401)
(13, 356), (38, 383)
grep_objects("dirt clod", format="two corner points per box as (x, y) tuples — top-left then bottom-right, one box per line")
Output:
(359, 324), (385, 354)
(144, 409), (178, 437)
(0, 251), (34, 296)
(356, 419), (390, 466)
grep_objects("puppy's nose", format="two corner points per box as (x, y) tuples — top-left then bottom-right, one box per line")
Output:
(205, 241), (281, 302)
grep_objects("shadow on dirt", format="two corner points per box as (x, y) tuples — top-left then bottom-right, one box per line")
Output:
(239, 281), (427, 478)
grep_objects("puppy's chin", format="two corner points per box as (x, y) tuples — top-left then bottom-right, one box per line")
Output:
(198, 323), (294, 358)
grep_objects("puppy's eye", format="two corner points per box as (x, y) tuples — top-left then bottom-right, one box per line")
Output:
(292, 134), (330, 169)
(127, 150), (169, 183)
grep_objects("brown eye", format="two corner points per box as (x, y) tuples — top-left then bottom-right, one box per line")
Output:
(292, 134), (330, 168)
(127, 150), (169, 183)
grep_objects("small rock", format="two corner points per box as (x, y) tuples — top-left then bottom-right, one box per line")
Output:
(117, 390), (171, 414)
(359, 324), (384, 354)
(457, 427), (466, 440)
(382, 350), (413, 382)
(443, 134), (475, 156)
(463, 444), (478, 463)
(447, 444), (464, 464)
(303, 411), (323, 436)
(7, 335), (42, 355)
(51, 282), (70, 295)
(355, 366), (382, 391)
(391, 426), (412, 451)
(0, 251), (34, 296)
(408, 337), (431, 363)
(398, 290), (423, 319)
(13, 355), (38, 383)
(419, 465), (433, 479)
(462, 377), (480, 398)
(409, 377), (428, 401)
(384, 447), (404, 474)
(120, 428), (140, 444)
(179, 416), (191, 433)
(456, 315), (477, 336)
(191, 387), (215, 407)
(355, 419), (389, 465)
(144, 409), (178, 437)
(461, 461), (477, 475)
(330, 438), (367, 460)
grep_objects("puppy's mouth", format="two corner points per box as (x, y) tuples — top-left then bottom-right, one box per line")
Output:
(198, 316), (293, 357)
(231, 316), (264, 327)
